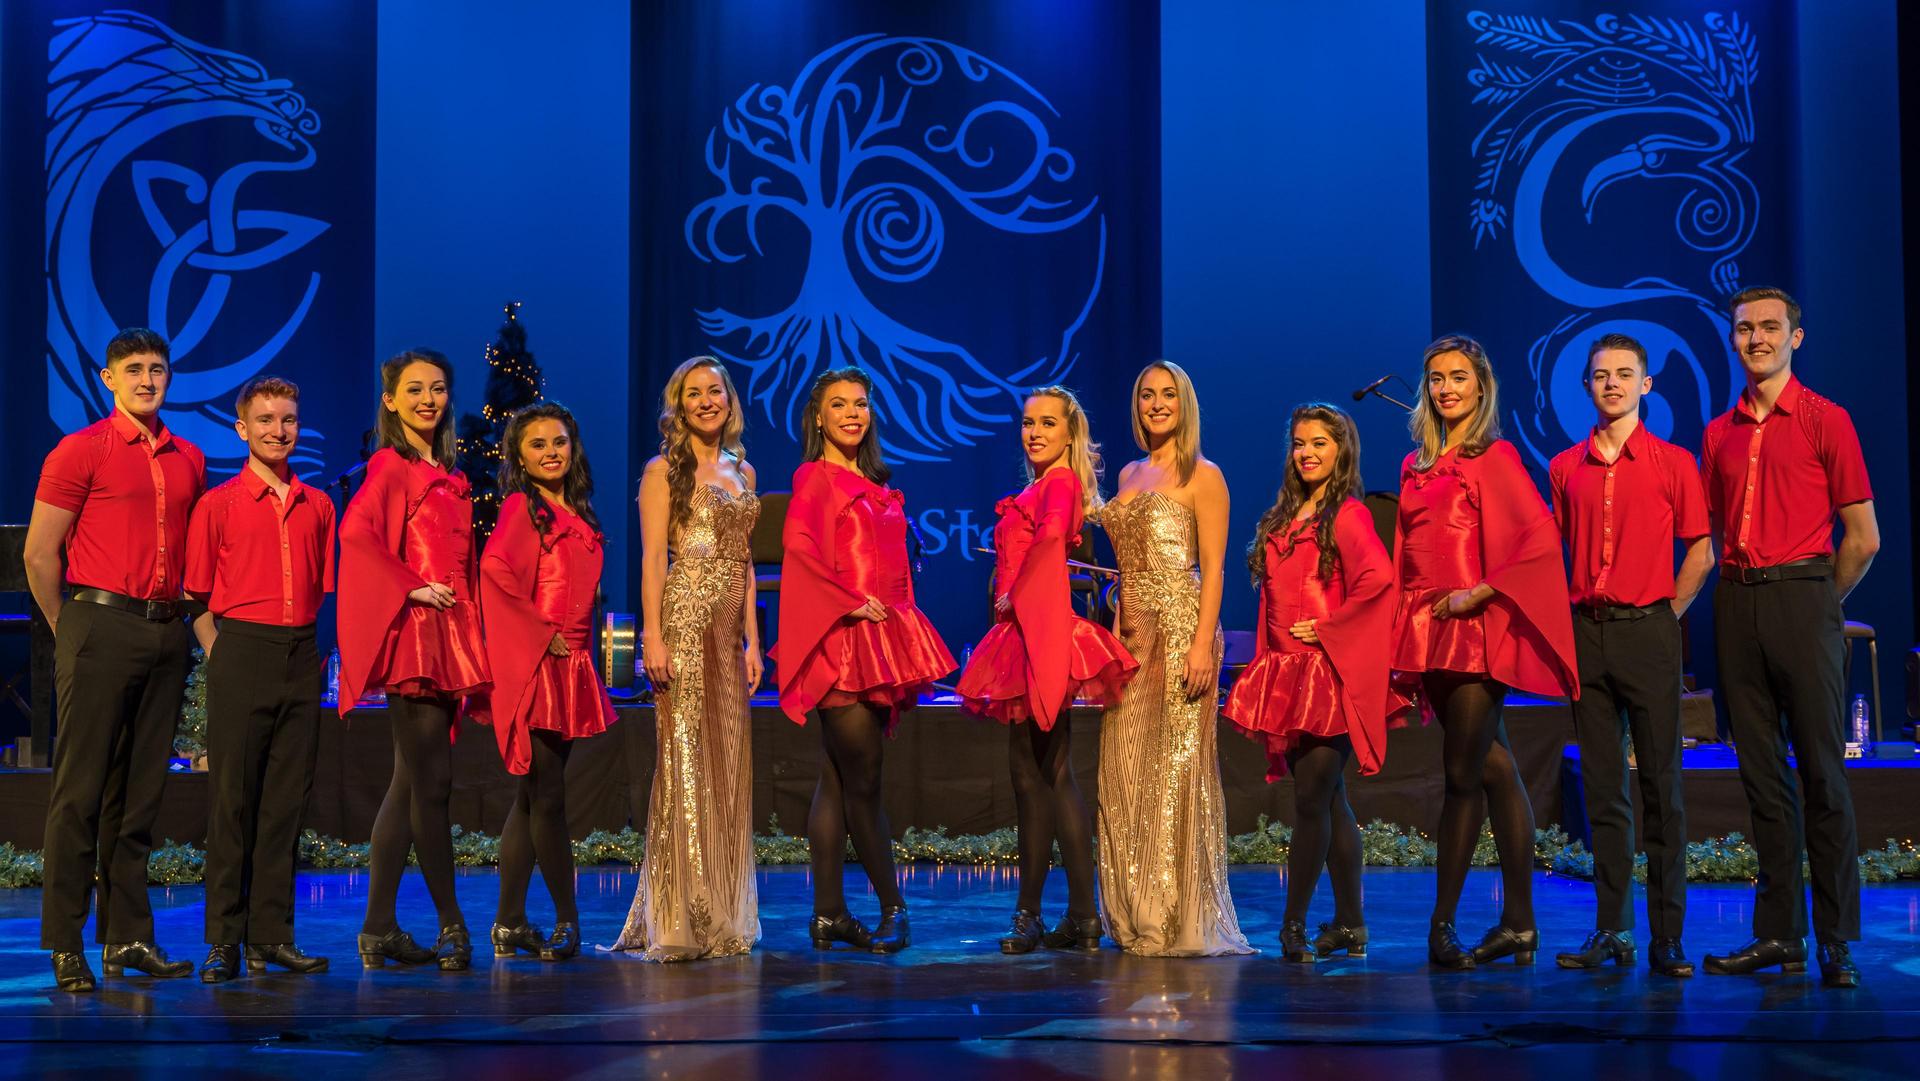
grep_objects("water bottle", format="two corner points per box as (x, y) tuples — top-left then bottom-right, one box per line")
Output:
(325, 648), (341, 707)
(1849, 694), (1873, 758)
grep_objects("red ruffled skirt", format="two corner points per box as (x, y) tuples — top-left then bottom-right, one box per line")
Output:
(1222, 648), (1347, 777)
(790, 603), (956, 728)
(524, 648), (617, 740)
(380, 599), (491, 700)
(1389, 586), (1488, 724)
(957, 617), (1137, 728)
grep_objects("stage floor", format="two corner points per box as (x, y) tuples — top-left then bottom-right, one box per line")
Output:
(2, 866), (1917, 1079)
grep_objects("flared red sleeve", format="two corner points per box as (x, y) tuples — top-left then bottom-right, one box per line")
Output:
(478, 493), (552, 775)
(1475, 443), (1579, 699)
(336, 449), (427, 718)
(1006, 470), (1083, 729)
(1311, 500), (1400, 775)
(774, 462), (868, 723)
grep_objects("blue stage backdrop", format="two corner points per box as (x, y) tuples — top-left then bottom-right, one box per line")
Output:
(0, 0), (374, 515)
(632, 0), (1160, 654)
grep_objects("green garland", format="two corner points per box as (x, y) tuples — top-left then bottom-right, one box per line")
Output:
(3, 819), (1915, 889)
(173, 648), (208, 760)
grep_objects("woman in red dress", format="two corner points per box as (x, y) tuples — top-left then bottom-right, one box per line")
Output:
(479, 403), (615, 963)
(1391, 336), (1578, 969)
(338, 350), (490, 971)
(1224, 403), (1396, 963)
(774, 367), (956, 954)
(956, 387), (1136, 954)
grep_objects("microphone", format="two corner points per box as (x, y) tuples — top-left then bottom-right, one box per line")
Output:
(1351, 374), (1394, 401)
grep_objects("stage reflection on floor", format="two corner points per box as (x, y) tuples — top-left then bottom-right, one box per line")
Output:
(1, 865), (1915, 1079)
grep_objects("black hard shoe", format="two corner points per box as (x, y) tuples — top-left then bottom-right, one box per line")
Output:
(52, 951), (96, 993)
(1279, 919), (1317, 963)
(1312, 922), (1369, 958)
(1817, 941), (1861, 988)
(435, 925), (473, 971)
(491, 922), (547, 958)
(102, 941), (194, 978)
(1648, 937), (1694, 978)
(1703, 937), (1806, 975)
(246, 943), (329, 975)
(357, 928), (434, 967)
(1428, 922), (1475, 969)
(1556, 929), (1634, 969)
(869, 905), (911, 954)
(1470, 924), (1539, 966)
(808, 911), (872, 950)
(539, 923), (580, 962)
(999, 910), (1044, 955)
(1041, 913), (1104, 952)
(201, 944), (241, 983)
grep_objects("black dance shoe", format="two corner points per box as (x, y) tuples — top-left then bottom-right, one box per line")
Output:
(201, 944), (241, 983)
(1279, 920), (1317, 963)
(52, 951), (96, 993)
(491, 922), (547, 958)
(1703, 937), (1806, 975)
(102, 941), (194, 978)
(1428, 922), (1476, 969)
(999, 910), (1044, 954)
(1041, 913), (1104, 952)
(1470, 924), (1538, 966)
(435, 925), (473, 971)
(808, 912), (872, 950)
(246, 943), (329, 975)
(1648, 937), (1694, 978)
(1817, 941), (1861, 988)
(1312, 922), (1369, 959)
(540, 923), (580, 962)
(1555, 929), (1634, 969)
(357, 928), (434, 968)
(869, 905), (911, 954)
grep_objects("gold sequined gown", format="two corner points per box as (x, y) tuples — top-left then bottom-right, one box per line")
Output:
(1095, 491), (1253, 956)
(614, 484), (761, 961)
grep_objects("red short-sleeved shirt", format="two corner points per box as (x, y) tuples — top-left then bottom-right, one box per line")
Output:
(35, 410), (205, 600)
(1550, 423), (1710, 607)
(185, 467), (337, 625)
(1700, 377), (1872, 569)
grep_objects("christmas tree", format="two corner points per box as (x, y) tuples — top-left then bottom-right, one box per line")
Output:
(456, 301), (544, 541)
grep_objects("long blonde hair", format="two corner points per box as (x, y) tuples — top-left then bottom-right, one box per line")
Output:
(657, 356), (746, 535)
(1129, 360), (1201, 485)
(1024, 386), (1104, 517)
(1408, 335), (1501, 471)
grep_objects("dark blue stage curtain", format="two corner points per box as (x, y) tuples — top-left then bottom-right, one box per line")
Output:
(633, 1), (1161, 652)
(0, 0), (375, 506)
(1425, 2), (1794, 479)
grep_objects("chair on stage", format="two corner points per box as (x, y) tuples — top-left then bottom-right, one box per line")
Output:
(0, 524), (53, 765)
(1842, 620), (1882, 742)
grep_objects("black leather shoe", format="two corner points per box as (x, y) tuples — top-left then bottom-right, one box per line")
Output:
(999, 910), (1044, 955)
(1279, 919), (1317, 963)
(1648, 937), (1694, 977)
(435, 925), (473, 971)
(491, 922), (546, 958)
(52, 951), (96, 993)
(539, 923), (580, 962)
(1470, 924), (1538, 966)
(869, 905), (911, 954)
(1428, 922), (1475, 969)
(1556, 929), (1634, 969)
(808, 912), (871, 950)
(1312, 922), (1369, 958)
(101, 941), (194, 978)
(201, 944), (241, 983)
(1817, 941), (1861, 988)
(1041, 913), (1104, 952)
(357, 928), (434, 967)
(246, 943), (329, 975)
(1703, 937), (1806, 975)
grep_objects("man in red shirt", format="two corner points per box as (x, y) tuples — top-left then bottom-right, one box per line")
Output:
(1549, 333), (1714, 979)
(185, 377), (336, 982)
(1699, 287), (1879, 988)
(24, 328), (205, 992)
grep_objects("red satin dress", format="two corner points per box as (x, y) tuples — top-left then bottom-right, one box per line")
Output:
(1223, 499), (1399, 779)
(956, 469), (1136, 729)
(479, 493), (617, 775)
(773, 461), (955, 728)
(336, 448), (490, 716)
(1389, 442), (1578, 712)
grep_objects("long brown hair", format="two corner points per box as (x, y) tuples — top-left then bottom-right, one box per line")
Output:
(1409, 335), (1500, 471)
(1129, 360), (1202, 485)
(1023, 386), (1103, 517)
(1247, 403), (1363, 583)
(801, 367), (891, 483)
(499, 401), (600, 537)
(656, 356), (746, 536)
(375, 349), (456, 465)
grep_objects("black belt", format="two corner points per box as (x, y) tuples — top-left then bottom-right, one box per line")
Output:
(1723, 558), (1832, 586)
(70, 587), (183, 622)
(1577, 602), (1669, 622)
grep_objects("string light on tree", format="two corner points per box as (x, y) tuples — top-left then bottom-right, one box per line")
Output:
(456, 300), (545, 542)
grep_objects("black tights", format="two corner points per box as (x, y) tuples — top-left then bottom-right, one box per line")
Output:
(1426, 673), (1534, 930)
(1284, 736), (1363, 927)
(808, 703), (904, 915)
(362, 694), (464, 935)
(1009, 712), (1096, 920)
(495, 730), (576, 927)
